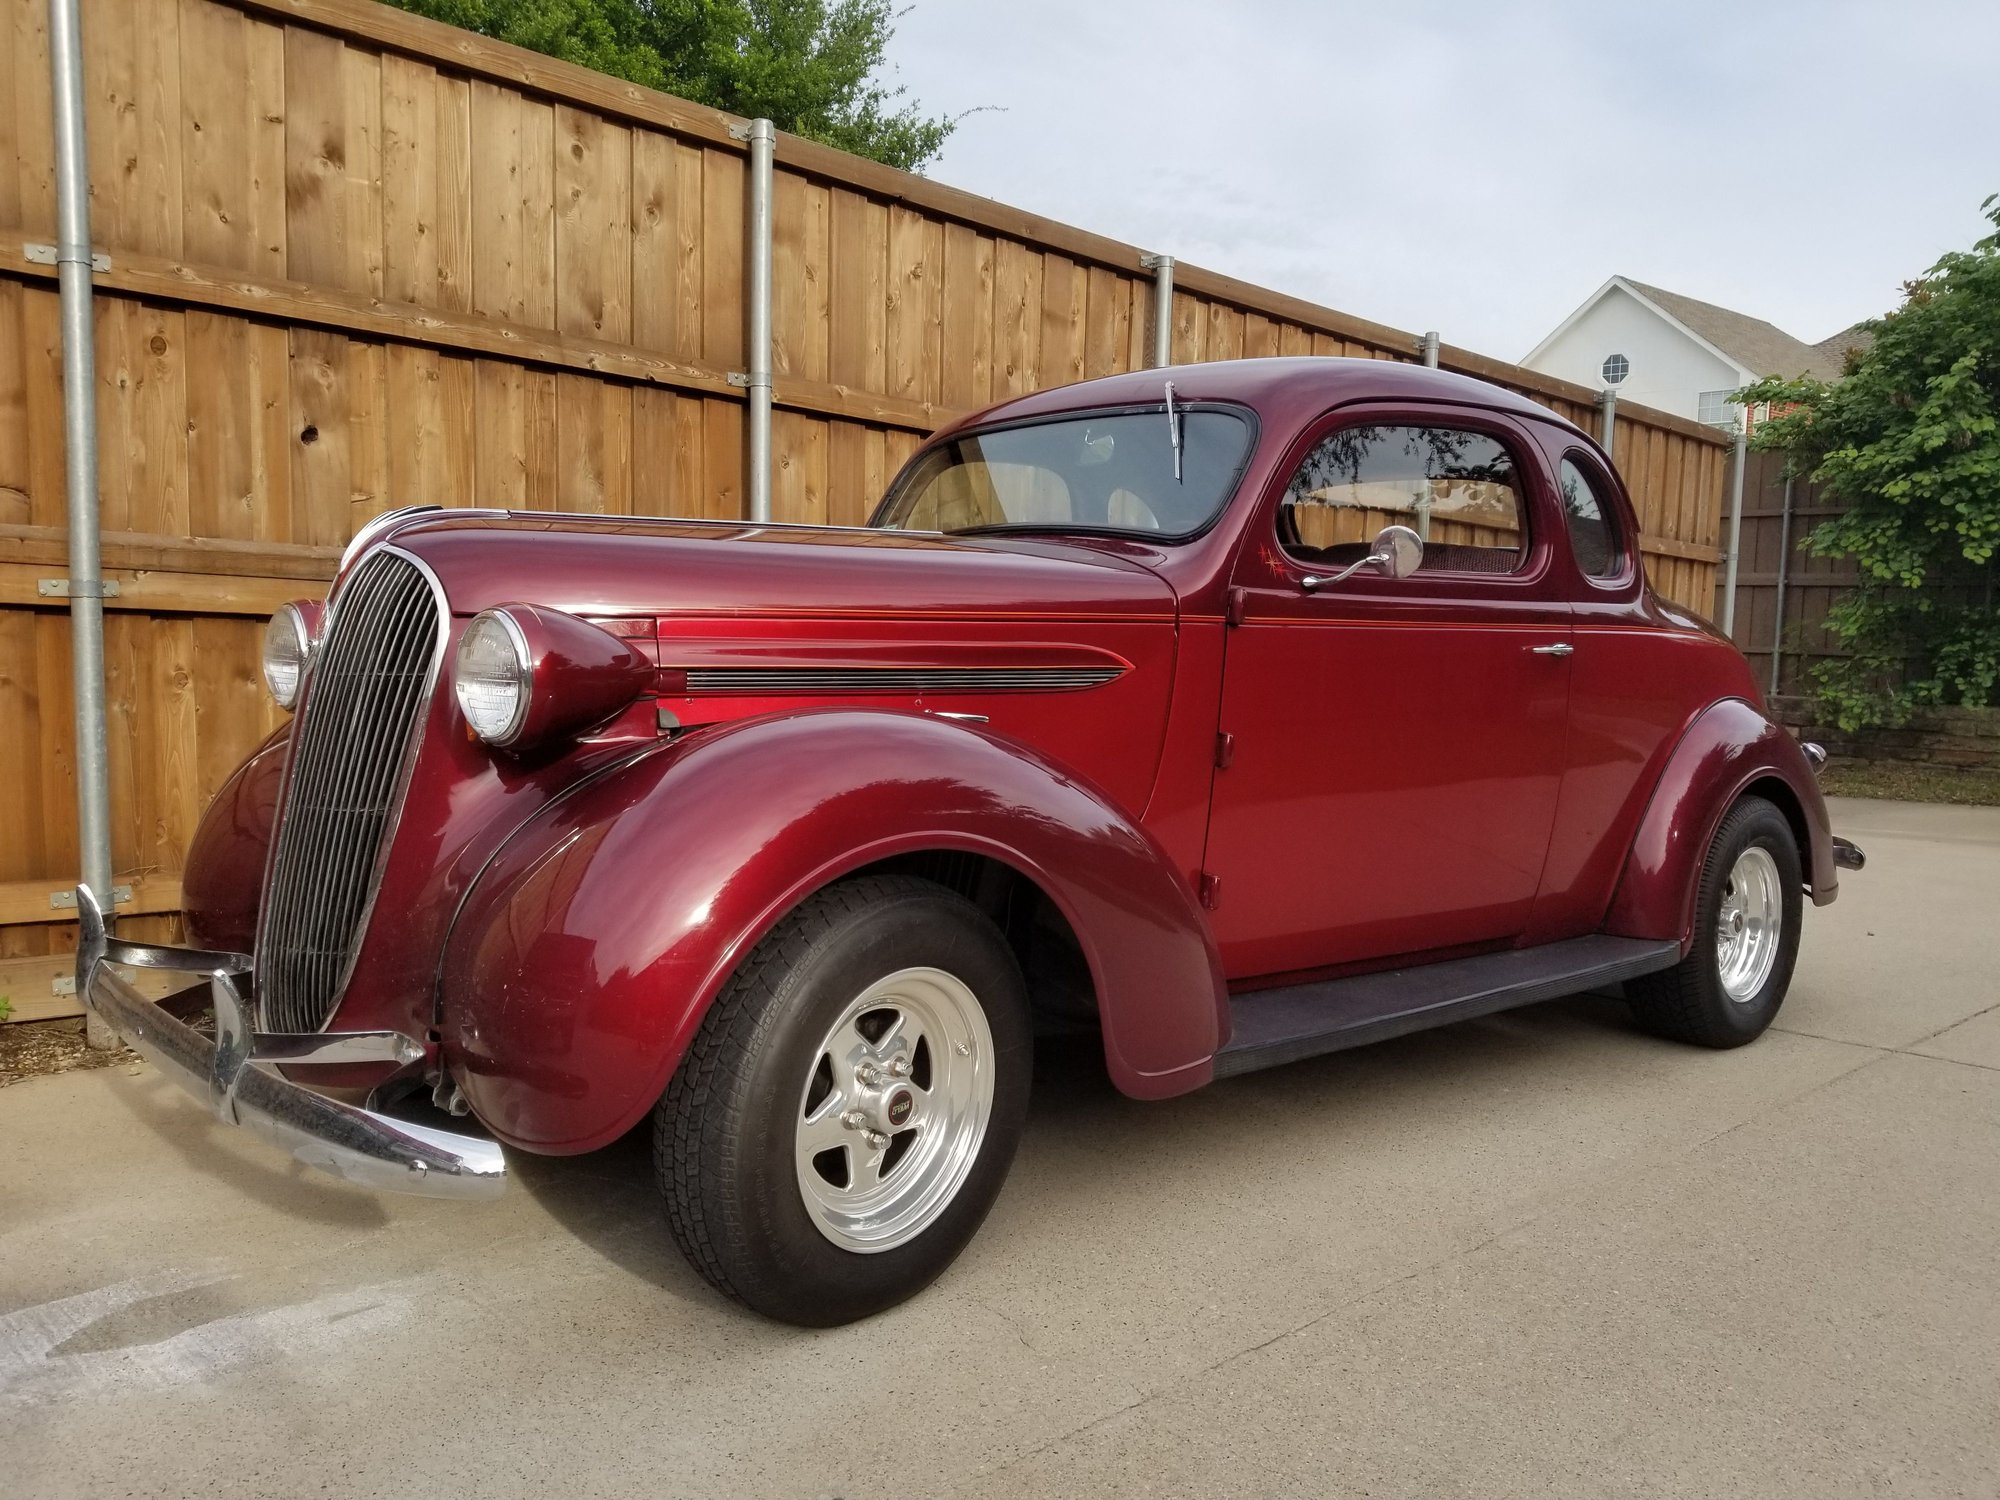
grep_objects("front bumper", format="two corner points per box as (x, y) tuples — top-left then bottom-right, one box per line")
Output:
(74, 885), (506, 1200)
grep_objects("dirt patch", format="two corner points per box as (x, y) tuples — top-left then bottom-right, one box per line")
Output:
(1820, 760), (2000, 807)
(0, 1018), (135, 1086)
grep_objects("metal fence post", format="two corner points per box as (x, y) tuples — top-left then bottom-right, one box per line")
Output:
(1420, 331), (1440, 369)
(741, 118), (775, 524)
(1721, 426), (1748, 637)
(1597, 387), (1618, 462)
(1769, 469), (1795, 698)
(48, 0), (116, 1047)
(1141, 253), (1175, 368)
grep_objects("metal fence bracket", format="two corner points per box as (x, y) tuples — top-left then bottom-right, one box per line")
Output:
(50, 883), (131, 910)
(38, 577), (120, 598)
(23, 239), (109, 271)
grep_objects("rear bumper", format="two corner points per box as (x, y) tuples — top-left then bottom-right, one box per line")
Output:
(74, 885), (506, 1201)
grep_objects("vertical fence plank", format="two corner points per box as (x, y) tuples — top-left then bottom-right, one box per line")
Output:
(885, 205), (939, 404)
(185, 312), (291, 542)
(433, 71), (473, 312)
(0, 282), (28, 524)
(941, 224), (994, 409)
(7, 0), (56, 236)
(183, 1), (287, 274)
(631, 132), (706, 362)
(83, 0), (183, 258)
(830, 189), (887, 395)
(380, 52), (438, 306)
(700, 147), (744, 371)
(1041, 254), (1086, 388)
(992, 238), (1042, 398)
(555, 105), (632, 342)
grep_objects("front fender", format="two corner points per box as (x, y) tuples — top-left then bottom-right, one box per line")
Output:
(182, 724), (291, 954)
(441, 710), (1226, 1153)
(1604, 698), (1836, 949)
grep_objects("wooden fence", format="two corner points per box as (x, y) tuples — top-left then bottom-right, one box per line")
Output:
(0, 0), (1733, 1021)
(1713, 449), (1853, 696)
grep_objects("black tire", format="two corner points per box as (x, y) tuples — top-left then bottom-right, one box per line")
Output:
(654, 874), (1032, 1326)
(1626, 794), (1803, 1048)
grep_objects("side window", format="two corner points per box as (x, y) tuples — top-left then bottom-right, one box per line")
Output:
(1278, 424), (1527, 575)
(1558, 457), (1624, 579)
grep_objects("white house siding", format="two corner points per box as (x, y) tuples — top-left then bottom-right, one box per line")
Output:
(1524, 286), (1747, 423)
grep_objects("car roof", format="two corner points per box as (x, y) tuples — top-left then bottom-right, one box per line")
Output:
(936, 357), (1583, 442)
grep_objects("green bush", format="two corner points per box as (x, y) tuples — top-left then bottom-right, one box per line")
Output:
(1741, 195), (2000, 730)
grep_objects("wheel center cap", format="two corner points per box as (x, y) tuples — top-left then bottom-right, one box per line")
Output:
(1730, 910), (1746, 937)
(885, 1088), (915, 1129)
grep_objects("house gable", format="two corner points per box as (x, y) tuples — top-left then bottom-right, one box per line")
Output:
(1523, 282), (1750, 424)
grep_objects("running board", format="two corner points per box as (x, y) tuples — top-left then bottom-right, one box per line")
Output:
(1213, 935), (1682, 1079)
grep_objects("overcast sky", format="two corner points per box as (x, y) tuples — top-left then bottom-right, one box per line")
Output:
(885, 0), (2000, 363)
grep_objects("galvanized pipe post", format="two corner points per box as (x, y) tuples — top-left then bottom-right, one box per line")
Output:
(48, 0), (116, 1046)
(1721, 425), (1749, 637)
(1420, 331), (1440, 369)
(1141, 253), (1175, 368)
(743, 118), (775, 524)
(1769, 470), (1795, 698)
(1597, 387), (1618, 461)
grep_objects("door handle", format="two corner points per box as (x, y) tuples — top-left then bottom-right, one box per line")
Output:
(1530, 642), (1574, 657)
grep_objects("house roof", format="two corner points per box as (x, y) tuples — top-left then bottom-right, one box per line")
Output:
(1621, 280), (1852, 382)
(1812, 322), (1873, 376)
(1523, 276), (1863, 384)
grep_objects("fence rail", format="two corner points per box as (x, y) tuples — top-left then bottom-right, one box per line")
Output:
(0, 0), (1732, 1017)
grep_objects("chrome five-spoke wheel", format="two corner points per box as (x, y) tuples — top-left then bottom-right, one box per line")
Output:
(795, 968), (995, 1252)
(1626, 794), (1803, 1049)
(1714, 845), (1783, 1003)
(655, 875), (1032, 1325)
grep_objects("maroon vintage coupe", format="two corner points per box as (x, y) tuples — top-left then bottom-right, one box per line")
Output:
(78, 358), (1863, 1325)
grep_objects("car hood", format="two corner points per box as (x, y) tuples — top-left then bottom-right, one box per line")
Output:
(375, 512), (1179, 622)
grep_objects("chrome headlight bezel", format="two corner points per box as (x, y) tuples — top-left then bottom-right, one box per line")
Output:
(261, 601), (318, 710)
(454, 609), (534, 746)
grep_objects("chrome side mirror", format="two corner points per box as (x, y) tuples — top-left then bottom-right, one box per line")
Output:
(1301, 524), (1424, 591)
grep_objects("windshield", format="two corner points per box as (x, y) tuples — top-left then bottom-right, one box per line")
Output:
(870, 406), (1253, 539)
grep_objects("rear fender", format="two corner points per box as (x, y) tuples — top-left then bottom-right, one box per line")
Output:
(441, 709), (1226, 1153)
(1605, 697), (1836, 950)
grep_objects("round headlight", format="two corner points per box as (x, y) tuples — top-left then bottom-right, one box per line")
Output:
(455, 610), (532, 745)
(261, 602), (316, 709)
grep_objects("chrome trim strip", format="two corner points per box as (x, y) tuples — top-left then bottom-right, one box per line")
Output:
(684, 666), (1122, 695)
(74, 886), (505, 1201)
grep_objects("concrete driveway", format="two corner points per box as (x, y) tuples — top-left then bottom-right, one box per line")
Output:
(5, 797), (1996, 1498)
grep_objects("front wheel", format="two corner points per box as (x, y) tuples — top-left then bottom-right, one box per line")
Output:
(654, 875), (1032, 1326)
(1626, 794), (1803, 1048)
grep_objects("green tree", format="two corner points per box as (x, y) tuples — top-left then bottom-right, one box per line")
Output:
(1740, 195), (2000, 730)
(386, 0), (955, 172)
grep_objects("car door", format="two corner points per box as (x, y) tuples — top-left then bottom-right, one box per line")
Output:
(1200, 405), (1574, 979)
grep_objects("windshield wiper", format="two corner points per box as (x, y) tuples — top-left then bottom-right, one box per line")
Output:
(1164, 379), (1183, 482)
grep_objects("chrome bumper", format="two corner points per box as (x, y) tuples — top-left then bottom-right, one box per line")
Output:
(74, 885), (506, 1201)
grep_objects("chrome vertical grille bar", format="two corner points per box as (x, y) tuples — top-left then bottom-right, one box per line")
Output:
(258, 550), (443, 1033)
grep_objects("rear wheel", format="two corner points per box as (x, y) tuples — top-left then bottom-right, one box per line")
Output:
(654, 875), (1032, 1326)
(1626, 795), (1802, 1048)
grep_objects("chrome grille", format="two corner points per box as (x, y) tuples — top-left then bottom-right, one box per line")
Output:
(258, 550), (442, 1032)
